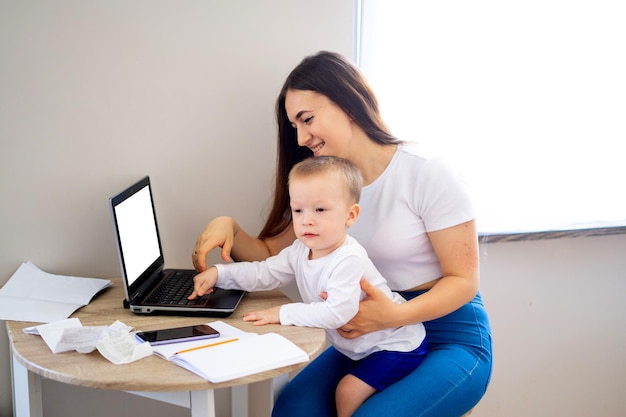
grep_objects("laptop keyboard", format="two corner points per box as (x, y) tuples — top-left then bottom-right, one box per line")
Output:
(145, 270), (201, 305)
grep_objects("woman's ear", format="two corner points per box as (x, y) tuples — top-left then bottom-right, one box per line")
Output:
(346, 203), (360, 227)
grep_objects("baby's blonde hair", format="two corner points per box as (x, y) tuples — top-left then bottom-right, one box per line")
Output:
(289, 156), (363, 204)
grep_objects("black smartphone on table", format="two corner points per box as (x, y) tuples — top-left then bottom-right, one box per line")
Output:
(135, 324), (220, 346)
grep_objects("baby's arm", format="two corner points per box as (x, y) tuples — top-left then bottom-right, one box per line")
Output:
(188, 266), (218, 299)
(281, 255), (364, 329)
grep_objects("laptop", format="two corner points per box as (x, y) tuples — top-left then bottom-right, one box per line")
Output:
(109, 176), (245, 316)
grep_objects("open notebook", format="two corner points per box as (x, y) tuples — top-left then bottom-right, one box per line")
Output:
(149, 321), (309, 383)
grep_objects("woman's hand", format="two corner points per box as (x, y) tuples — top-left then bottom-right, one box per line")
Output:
(336, 278), (401, 339)
(192, 216), (238, 272)
(243, 306), (281, 326)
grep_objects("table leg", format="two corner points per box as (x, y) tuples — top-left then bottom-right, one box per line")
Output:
(10, 351), (43, 417)
(190, 389), (216, 417)
(232, 385), (248, 417)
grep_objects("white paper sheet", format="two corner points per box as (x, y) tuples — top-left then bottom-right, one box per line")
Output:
(24, 319), (152, 364)
(97, 326), (153, 364)
(0, 261), (111, 322)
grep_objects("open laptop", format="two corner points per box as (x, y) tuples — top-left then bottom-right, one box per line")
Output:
(109, 176), (245, 316)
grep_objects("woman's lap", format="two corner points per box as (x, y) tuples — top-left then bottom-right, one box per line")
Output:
(353, 343), (491, 417)
(272, 292), (492, 417)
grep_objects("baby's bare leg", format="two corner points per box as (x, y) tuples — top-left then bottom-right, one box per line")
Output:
(335, 374), (377, 417)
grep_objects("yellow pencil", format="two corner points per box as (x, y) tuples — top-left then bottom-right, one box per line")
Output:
(175, 337), (239, 355)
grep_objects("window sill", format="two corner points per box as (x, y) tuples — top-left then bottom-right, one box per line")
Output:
(478, 221), (626, 243)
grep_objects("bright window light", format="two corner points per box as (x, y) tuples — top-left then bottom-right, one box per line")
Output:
(358, 0), (626, 233)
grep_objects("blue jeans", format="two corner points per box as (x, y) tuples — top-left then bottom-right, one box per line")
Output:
(272, 291), (492, 417)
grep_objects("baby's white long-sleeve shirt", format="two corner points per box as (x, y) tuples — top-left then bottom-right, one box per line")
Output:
(215, 236), (425, 360)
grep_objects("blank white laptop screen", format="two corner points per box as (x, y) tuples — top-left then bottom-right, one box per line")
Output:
(113, 186), (160, 286)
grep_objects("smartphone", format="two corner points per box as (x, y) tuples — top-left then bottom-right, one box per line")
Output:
(135, 324), (220, 346)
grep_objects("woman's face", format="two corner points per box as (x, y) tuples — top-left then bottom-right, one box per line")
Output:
(284, 90), (354, 158)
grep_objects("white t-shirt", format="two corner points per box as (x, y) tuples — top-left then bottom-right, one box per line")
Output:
(215, 236), (426, 360)
(349, 142), (475, 290)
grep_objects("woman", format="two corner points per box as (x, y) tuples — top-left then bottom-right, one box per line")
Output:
(192, 51), (492, 417)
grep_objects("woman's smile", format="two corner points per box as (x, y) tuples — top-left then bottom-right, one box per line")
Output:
(309, 142), (325, 156)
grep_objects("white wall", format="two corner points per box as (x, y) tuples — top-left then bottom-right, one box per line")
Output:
(0, 1), (354, 416)
(476, 233), (626, 416)
(2, 2), (626, 417)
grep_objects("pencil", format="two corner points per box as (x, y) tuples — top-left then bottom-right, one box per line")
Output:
(175, 337), (239, 355)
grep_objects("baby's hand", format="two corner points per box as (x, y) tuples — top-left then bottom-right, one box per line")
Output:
(188, 267), (218, 300)
(242, 306), (281, 326)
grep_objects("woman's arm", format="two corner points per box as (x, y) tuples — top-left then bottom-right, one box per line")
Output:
(192, 216), (296, 271)
(337, 220), (479, 338)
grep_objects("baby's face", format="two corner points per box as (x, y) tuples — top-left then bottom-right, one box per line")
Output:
(289, 172), (356, 259)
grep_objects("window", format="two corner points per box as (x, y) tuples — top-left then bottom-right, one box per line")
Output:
(357, 0), (626, 233)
